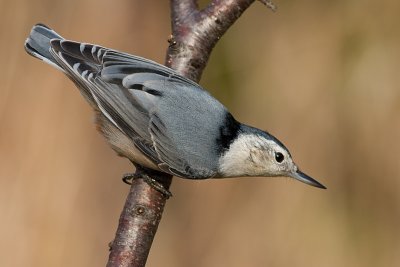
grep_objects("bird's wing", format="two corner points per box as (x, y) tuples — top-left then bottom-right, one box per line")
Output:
(49, 40), (227, 178)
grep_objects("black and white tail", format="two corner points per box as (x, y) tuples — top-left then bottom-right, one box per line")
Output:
(24, 24), (107, 107)
(24, 24), (65, 71)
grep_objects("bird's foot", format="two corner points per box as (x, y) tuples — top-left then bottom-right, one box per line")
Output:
(122, 172), (141, 184)
(122, 173), (172, 198)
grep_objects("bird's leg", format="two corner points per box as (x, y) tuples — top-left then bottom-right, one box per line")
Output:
(122, 172), (172, 198)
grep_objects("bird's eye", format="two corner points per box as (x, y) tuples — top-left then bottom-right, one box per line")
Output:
(275, 152), (284, 163)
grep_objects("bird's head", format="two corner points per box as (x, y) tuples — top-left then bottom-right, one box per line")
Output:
(218, 126), (326, 189)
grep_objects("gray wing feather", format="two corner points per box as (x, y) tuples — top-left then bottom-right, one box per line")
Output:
(140, 80), (226, 178)
(48, 39), (226, 178)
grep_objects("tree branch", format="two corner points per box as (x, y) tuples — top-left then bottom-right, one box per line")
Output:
(107, 1), (259, 266)
(107, 167), (172, 267)
(170, 0), (198, 25)
(166, 0), (256, 81)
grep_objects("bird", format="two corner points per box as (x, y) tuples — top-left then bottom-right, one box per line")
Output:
(24, 24), (326, 195)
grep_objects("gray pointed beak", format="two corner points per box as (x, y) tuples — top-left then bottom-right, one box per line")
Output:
(291, 170), (326, 189)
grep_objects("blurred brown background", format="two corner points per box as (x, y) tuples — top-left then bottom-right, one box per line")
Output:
(1, 0), (400, 266)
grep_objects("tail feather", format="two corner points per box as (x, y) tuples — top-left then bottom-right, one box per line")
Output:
(24, 23), (64, 71)
(24, 24), (102, 107)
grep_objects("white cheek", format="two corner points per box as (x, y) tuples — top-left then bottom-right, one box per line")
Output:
(218, 144), (251, 177)
(252, 150), (279, 175)
(250, 148), (270, 165)
(218, 134), (270, 177)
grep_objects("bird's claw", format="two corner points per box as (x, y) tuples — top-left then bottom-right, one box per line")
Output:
(122, 173), (141, 184)
(122, 173), (172, 198)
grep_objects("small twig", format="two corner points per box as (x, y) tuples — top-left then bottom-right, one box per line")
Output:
(258, 0), (277, 12)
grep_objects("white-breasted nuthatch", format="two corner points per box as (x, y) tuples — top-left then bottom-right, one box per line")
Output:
(25, 24), (326, 190)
